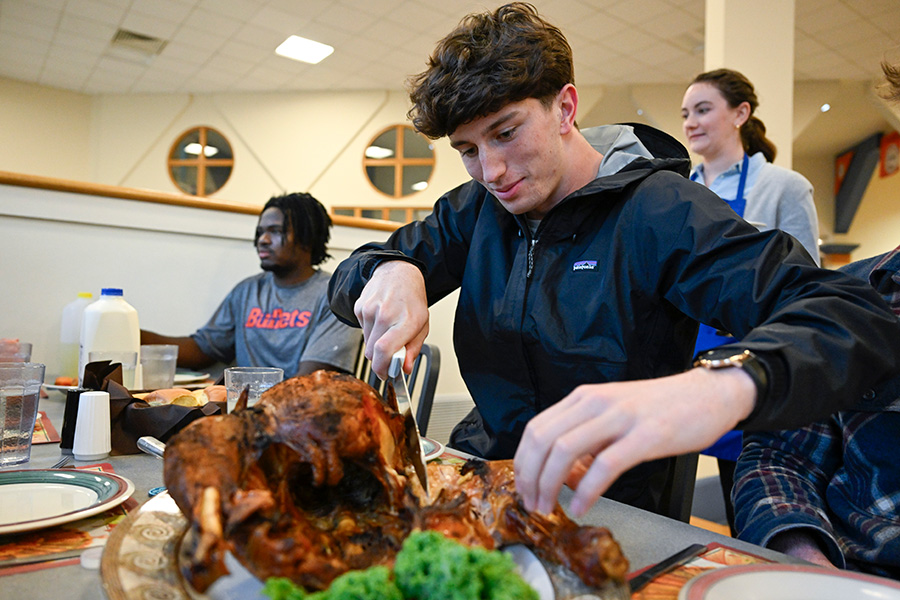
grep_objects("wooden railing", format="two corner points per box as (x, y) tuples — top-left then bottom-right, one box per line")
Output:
(0, 170), (403, 232)
(330, 205), (433, 225)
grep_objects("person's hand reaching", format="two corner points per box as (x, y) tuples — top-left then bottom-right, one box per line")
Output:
(514, 367), (756, 517)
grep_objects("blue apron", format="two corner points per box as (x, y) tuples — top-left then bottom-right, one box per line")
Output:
(691, 154), (749, 461)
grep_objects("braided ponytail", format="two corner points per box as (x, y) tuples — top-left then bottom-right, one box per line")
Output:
(741, 115), (776, 162)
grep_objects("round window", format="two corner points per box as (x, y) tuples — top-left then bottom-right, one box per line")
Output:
(364, 125), (435, 198)
(167, 126), (234, 196)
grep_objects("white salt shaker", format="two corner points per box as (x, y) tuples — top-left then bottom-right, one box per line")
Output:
(73, 391), (111, 461)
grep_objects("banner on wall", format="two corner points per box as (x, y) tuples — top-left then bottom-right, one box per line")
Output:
(835, 149), (854, 194)
(880, 130), (900, 178)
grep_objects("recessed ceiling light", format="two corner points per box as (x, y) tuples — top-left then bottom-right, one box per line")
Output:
(275, 35), (334, 64)
(820, 103), (831, 112)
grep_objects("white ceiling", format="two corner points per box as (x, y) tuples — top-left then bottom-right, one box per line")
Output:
(1, 0), (899, 96)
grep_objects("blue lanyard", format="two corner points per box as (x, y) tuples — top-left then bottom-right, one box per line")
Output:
(734, 152), (749, 207)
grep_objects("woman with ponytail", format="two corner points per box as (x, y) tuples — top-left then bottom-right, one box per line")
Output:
(681, 69), (820, 534)
(681, 68), (819, 261)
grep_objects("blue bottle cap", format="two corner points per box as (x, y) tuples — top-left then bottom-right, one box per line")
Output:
(100, 288), (123, 296)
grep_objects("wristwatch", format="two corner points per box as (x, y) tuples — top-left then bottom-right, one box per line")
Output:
(693, 349), (768, 398)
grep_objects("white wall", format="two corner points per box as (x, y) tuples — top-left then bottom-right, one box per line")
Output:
(0, 79), (92, 179)
(89, 88), (473, 211)
(0, 183), (255, 378)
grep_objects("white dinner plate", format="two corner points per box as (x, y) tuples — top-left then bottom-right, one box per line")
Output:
(173, 371), (210, 385)
(421, 436), (444, 461)
(679, 564), (900, 600)
(503, 544), (555, 600)
(0, 469), (135, 534)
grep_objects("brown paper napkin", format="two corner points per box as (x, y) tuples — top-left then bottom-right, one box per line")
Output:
(64, 361), (222, 455)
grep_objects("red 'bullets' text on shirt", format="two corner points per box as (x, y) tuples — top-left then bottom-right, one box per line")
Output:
(245, 307), (311, 329)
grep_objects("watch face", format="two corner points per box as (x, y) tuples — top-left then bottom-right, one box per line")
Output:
(696, 350), (767, 397)
(697, 350), (752, 368)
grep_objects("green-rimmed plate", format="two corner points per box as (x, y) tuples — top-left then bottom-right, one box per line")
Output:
(0, 469), (135, 534)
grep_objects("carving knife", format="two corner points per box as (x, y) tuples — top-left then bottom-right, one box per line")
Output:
(388, 347), (429, 495)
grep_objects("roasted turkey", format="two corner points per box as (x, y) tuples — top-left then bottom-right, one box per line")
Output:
(163, 370), (628, 592)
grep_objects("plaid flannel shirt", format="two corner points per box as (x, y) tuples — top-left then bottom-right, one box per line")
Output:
(733, 245), (900, 580)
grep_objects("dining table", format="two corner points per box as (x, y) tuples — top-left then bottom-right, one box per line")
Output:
(2, 390), (796, 600)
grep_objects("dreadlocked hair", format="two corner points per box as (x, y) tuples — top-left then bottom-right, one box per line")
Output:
(256, 192), (332, 266)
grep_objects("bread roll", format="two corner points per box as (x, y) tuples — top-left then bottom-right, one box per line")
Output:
(173, 390), (207, 407)
(143, 385), (225, 407)
(144, 388), (196, 406)
(202, 385), (226, 405)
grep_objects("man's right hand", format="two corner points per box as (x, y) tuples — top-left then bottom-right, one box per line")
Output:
(354, 260), (430, 378)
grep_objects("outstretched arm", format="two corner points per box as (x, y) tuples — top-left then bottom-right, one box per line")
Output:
(140, 330), (214, 370)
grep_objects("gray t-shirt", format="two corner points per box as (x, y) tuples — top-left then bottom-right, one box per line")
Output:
(191, 270), (361, 376)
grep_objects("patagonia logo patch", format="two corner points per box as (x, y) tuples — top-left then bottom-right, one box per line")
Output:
(572, 260), (597, 272)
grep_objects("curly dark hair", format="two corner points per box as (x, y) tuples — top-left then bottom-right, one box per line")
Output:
(407, 2), (573, 139)
(690, 68), (777, 163)
(255, 192), (332, 266)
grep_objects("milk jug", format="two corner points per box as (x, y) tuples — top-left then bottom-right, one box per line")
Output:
(78, 288), (141, 385)
(59, 292), (93, 380)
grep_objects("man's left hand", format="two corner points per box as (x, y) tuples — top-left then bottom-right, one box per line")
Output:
(513, 367), (756, 517)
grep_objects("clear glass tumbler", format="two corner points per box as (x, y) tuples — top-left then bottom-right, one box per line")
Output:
(0, 362), (45, 467)
(224, 367), (284, 412)
(140, 345), (178, 389)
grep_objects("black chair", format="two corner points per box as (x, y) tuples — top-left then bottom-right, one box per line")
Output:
(353, 342), (441, 437)
(657, 452), (700, 523)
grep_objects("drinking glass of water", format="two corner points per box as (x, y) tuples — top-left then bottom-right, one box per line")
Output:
(0, 362), (45, 467)
(224, 367), (283, 413)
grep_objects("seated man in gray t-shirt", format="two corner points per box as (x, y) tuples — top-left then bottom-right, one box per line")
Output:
(142, 192), (361, 378)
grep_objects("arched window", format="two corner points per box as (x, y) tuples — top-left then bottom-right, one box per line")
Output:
(168, 126), (234, 196)
(364, 125), (435, 198)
